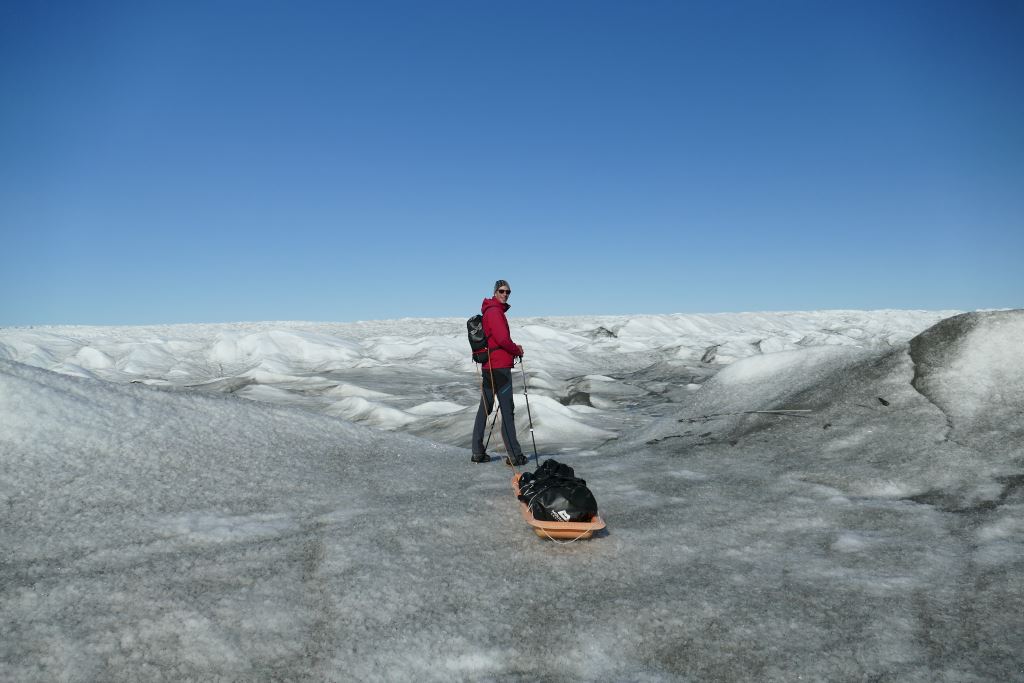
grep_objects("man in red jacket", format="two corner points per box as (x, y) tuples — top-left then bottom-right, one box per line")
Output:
(471, 280), (528, 466)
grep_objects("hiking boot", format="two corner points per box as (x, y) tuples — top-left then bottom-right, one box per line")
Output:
(505, 453), (528, 467)
(471, 452), (491, 463)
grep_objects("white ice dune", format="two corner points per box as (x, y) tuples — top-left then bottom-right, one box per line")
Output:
(1, 309), (1022, 681)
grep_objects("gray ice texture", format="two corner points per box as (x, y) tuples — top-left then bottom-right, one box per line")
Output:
(1, 309), (1021, 681)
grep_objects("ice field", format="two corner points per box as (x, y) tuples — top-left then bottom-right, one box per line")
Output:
(2, 308), (1022, 681)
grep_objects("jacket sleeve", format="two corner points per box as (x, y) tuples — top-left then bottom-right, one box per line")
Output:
(485, 308), (519, 355)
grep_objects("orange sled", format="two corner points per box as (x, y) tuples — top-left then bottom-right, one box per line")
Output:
(512, 472), (606, 541)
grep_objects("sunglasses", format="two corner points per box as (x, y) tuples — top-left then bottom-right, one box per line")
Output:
(497, 289), (511, 295)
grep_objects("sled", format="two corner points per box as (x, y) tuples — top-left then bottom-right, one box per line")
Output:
(512, 472), (606, 541)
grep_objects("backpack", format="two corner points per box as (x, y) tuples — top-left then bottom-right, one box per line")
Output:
(467, 314), (490, 364)
(517, 459), (599, 523)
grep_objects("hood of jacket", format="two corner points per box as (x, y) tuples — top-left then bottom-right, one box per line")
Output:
(481, 296), (510, 315)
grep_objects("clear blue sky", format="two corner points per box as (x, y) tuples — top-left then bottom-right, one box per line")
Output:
(1, 1), (1021, 326)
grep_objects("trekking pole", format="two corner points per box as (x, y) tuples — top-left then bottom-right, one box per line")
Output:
(519, 357), (540, 463)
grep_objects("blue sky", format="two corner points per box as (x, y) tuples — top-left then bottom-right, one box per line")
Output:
(1, 0), (1021, 326)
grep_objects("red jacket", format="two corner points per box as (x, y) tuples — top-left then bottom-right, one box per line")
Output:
(480, 297), (521, 369)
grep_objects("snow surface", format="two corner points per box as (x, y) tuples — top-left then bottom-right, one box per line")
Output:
(2, 309), (1022, 681)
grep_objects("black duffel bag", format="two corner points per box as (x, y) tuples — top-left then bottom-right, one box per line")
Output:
(517, 459), (598, 523)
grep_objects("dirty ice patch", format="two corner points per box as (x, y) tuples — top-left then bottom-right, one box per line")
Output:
(712, 346), (858, 386)
(687, 345), (868, 420)
(570, 375), (646, 399)
(911, 310), (1024, 428)
(637, 345), (871, 446)
(237, 384), (323, 408)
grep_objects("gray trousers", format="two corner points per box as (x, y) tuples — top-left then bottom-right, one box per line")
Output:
(472, 367), (523, 457)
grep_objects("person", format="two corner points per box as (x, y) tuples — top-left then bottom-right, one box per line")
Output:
(471, 280), (528, 466)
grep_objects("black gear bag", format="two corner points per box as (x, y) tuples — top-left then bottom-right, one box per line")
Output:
(516, 459), (598, 523)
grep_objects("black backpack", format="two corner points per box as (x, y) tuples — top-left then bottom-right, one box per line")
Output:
(517, 459), (599, 523)
(467, 314), (489, 363)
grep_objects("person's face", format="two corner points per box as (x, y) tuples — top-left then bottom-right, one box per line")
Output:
(495, 285), (511, 304)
